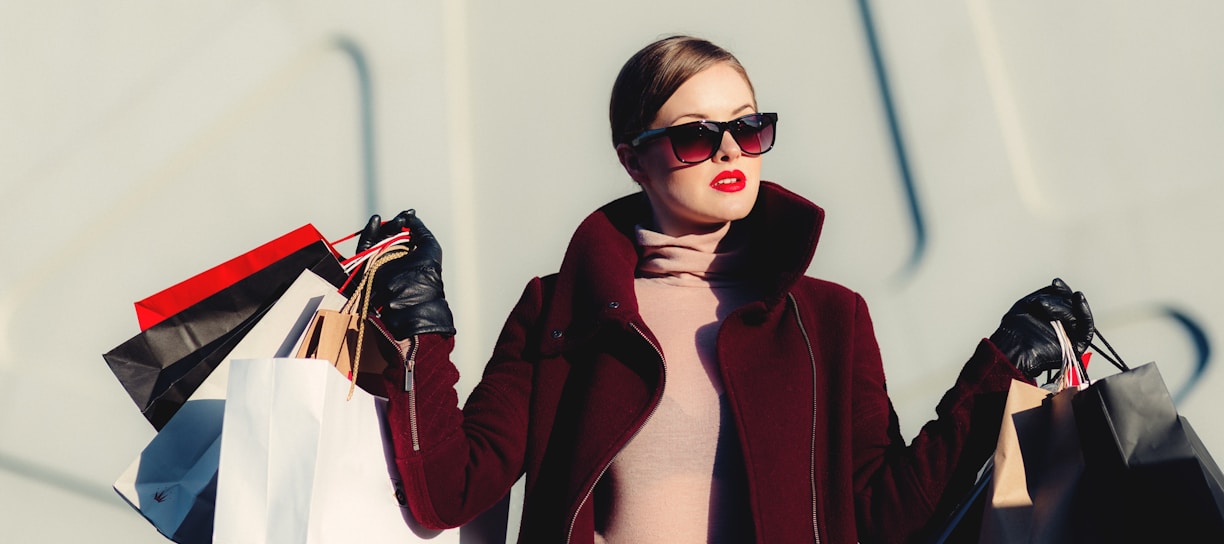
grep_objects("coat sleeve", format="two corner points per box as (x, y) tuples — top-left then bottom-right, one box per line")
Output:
(845, 292), (1028, 543)
(381, 277), (545, 529)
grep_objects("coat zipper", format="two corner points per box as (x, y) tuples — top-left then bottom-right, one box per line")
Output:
(565, 322), (666, 544)
(787, 293), (821, 544)
(401, 333), (421, 451)
(368, 319), (421, 451)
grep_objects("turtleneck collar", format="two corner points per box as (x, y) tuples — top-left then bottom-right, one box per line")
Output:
(635, 222), (752, 287)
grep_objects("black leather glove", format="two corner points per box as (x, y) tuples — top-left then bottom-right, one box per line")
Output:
(356, 212), (413, 253)
(357, 210), (455, 340)
(989, 278), (1094, 379)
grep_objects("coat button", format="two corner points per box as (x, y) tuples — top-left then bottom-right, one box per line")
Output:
(551, 329), (564, 339)
(607, 301), (620, 309)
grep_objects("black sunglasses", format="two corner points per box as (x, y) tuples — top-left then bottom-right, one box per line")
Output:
(630, 112), (778, 164)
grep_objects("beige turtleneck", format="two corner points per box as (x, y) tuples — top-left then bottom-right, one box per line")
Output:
(595, 222), (758, 544)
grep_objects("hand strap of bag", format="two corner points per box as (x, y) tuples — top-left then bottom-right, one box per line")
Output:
(341, 245), (409, 400)
(1053, 320), (1089, 389)
(1089, 326), (1131, 373)
(1045, 322), (1131, 388)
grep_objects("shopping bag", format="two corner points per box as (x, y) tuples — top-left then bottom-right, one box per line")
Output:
(978, 321), (1088, 544)
(1072, 361), (1224, 541)
(134, 224), (339, 330)
(103, 239), (346, 429)
(296, 244), (411, 399)
(213, 357), (460, 544)
(977, 381), (1083, 544)
(113, 268), (348, 543)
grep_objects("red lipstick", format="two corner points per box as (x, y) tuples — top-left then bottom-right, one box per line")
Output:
(710, 169), (746, 193)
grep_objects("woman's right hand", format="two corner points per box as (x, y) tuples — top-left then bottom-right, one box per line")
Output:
(989, 277), (1093, 379)
(358, 210), (455, 340)
(356, 211), (411, 253)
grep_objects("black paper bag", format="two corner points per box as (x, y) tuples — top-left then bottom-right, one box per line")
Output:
(103, 240), (346, 429)
(1072, 362), (1224, 541)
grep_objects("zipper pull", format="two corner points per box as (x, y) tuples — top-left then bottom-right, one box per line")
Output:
(403, 335), (418, 392)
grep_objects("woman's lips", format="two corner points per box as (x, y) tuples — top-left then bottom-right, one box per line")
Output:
(710, 170), (746, 192)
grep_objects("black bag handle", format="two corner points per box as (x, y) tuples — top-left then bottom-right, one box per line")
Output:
(1089, 326), (1131, 373)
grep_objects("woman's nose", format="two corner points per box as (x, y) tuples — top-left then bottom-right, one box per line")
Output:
(717, 130), (742, 162)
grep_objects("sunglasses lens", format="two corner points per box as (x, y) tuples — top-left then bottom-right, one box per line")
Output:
(731, 114), (776, 155)
(669, 123), (721, 163)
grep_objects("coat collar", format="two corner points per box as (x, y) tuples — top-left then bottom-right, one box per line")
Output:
(540, 181), (825, 352)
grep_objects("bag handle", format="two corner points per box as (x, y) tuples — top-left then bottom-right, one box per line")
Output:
(329, 219), (413, 292)
(340, 244), (409, 400)
(340, 231), (413, 274)
(1050, 321), (1133, 388)
(1053, 320), (1090, 389)
(1088, 326), (1131, 373)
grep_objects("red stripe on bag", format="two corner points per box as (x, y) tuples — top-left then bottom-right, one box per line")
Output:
(135, 224), (340, 330)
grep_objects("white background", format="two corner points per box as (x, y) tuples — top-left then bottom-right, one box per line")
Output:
(3, 1), (1222, 541)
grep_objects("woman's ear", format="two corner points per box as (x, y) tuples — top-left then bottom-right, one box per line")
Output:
(616, 143), (650, 185)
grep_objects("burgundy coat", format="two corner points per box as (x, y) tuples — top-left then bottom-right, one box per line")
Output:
(381, 181), (1027, 543)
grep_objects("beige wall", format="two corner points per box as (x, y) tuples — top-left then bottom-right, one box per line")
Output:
(3, 1), (1222, 540)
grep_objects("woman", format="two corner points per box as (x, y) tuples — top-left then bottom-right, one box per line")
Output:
(357, 35), (1092, 544)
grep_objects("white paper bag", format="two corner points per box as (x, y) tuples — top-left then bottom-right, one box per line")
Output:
(214, 357), (460, 543)
(113, 269), (347, 543)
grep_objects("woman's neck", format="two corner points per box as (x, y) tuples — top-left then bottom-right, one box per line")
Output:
(648, 216), (733, 238)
